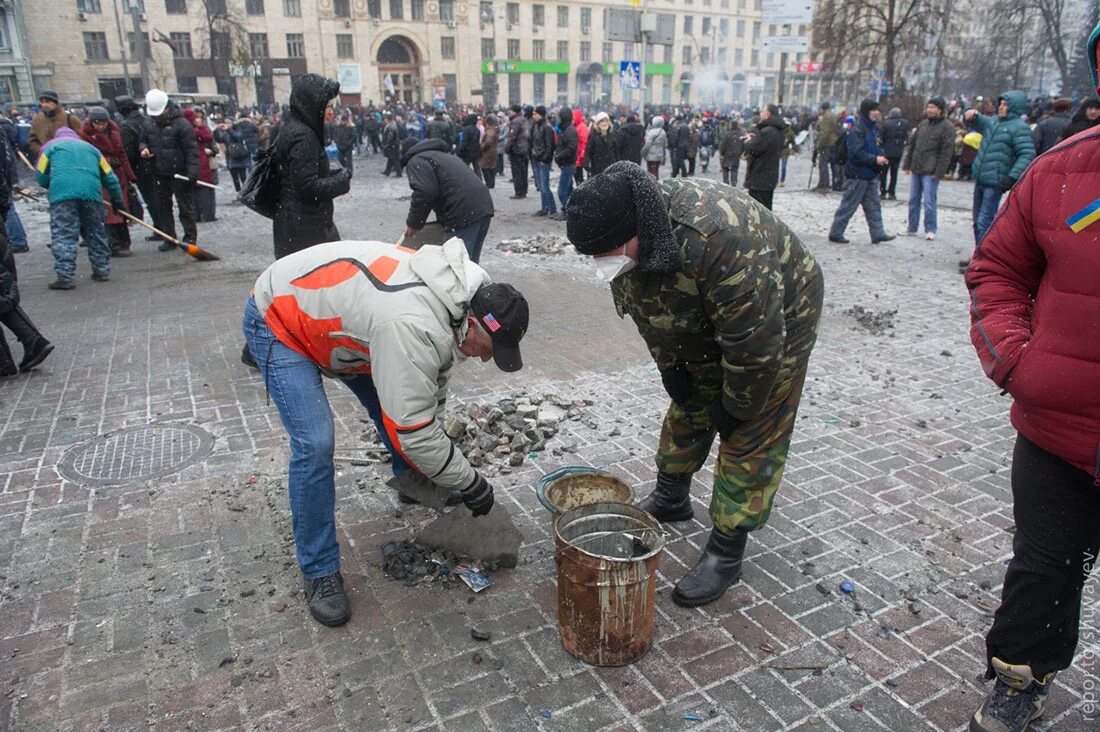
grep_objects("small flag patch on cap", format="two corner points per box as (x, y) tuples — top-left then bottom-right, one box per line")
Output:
(482, 313), (501, 332)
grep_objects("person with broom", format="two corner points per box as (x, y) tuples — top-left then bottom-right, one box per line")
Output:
(80, 106), (136, 257)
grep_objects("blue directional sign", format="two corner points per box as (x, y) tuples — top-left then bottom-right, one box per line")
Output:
(620, 61), (641, 89)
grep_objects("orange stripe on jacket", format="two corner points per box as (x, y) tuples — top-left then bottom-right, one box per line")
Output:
(290, 259), (362, 290)
(264, 294), (372, 372)
(381, 411), (431, 471)
(367, 255), (400, 284)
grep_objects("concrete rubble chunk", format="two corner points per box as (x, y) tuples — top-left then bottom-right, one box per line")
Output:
(415, 503), (522, 568)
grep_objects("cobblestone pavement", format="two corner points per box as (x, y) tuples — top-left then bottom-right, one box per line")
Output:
(2, 153), (1097, 732)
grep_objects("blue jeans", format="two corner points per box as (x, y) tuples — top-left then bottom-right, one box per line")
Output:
(49, 199), (110, 282)
(557, 164), (575, 212)
(907, 174), (939, 234)
(5, 204), (27, 249)
(448, 215), (492, 263)
(973, 184), (1003, 244)
(534, 161), (555, 213)
(241, 297), (410, 579)
(829, 178), (886, 240)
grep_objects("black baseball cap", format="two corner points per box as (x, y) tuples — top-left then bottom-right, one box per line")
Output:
(470, 283), (529, 372)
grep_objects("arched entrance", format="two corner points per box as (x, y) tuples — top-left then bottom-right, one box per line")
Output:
(377, 36), (421, 104)
(575, 62), (605, 108)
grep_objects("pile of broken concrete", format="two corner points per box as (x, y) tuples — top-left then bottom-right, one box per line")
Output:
(496, 234), (573, 256)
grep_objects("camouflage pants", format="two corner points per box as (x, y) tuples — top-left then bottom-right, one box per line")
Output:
(654, 354), (812, 534)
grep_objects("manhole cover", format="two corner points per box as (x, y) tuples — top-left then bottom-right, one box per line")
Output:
(58, 422), (215, 486)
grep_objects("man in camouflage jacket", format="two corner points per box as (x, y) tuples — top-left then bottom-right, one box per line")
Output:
(566, 162), (824, 607)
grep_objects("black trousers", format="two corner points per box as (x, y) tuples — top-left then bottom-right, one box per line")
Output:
(510, 153), (529, 197)
(229, 167), (247, 192)
(748, 188), (774, 210)
(480, 168), (496, 189)
(986, 435), (1100, 680)
(337, 147), (354, 176)
(722, 162), (740, 186)
(0, 305), (44, 368)
(574, 166), (584, 185)
(687, 155), (696, 175)
(106, 222), (131, 251)
(879, 156), (901, 197)
(671, 152), (688, 178)
(383, 151), (401, 176)
(154, 176), (198, 244)
(368, 132), (381, 154)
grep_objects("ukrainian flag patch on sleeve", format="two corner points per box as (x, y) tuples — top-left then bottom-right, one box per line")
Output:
(1066, 195), (1100, 233)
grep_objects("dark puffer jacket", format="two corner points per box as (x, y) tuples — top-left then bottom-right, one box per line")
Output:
(272, 74), (351, 259)
(457, 116), (481, 164)
(742, 117), (785, 191)
(970, 90), (1035, 188)
(584, 128), (619, 176)
(402, 139), (494, 230)
(140, 103), (199, 179)
(554, 108), (578, 168)
(617, 119), (644, 164)
(880, 112), (910, 159)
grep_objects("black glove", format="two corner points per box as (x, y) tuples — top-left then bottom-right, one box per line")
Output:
(709, 401), (740, 442)
(461, 473), (495, 517)
(999, 177), (1017, 193)
(660, 364), (692, 406)
(110, 198), (124, 215)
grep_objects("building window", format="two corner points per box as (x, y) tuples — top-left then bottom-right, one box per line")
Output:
(508, 74), (520, 104)
(719, 18), (728, 36)
(533, 72), (545, 104)
(532, 39), (544, 60)
(556, 5), (567, 27)
(177, 75), (198, 93)
(336, 34), (353, 58)
(721, 0), (728, 6)
(165, 0), (186, 12)
(332, 0), (350, 16)
(439, 0), (454, 21)
(212, 30), (231, 57)
(506, 2), (519, 23)
(557, 40), (568, 60)
(249, 33), (269, 58)
(602, 41), (612, 60)
(736, 19), (744, 37)
(768, 24), (775, 35)
(662, 44), (671, 63)
(700, 47), (709, 64)
(77, 0), (102, 12)
(556, 72), (568, 101)
(702, 17), (710, 34)
(441, 36), (455, 59)
(286, 33), (304, 57)
(734, 47), (743, 65)
(766, 52), (774, 68)
(750, 49), (758, 66)
(169, 32), (192, 58)
(682, 45), (691, 65)
(752, 21), (760, 40)
(481, 38), (495, 57)
(368, 0), (380, 18)
(683, 15), (692, 34)
(718, 47), (727, 63)
(532, 3), (544, 26)
(443, 73), (457, 101)
(283, 0), (300, 15)
(580, 7), (591, 30)
(245, 0), (264, 14)
(83, 32), (109, 60)
(579, 41), (590, 62)
(126, 32), (151, 59)
(507, 38), (520, 59)
(411, 0), (423, 18)
(390, 0), (403, 19)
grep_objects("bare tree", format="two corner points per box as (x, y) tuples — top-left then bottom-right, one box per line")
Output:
(997, 0), (1075, 93)
(194, 0), (253, 91)
(812, 0), (948, 85)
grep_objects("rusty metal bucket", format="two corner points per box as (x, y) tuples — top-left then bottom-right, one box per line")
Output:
(536, 467), (634, 517)
(554, 502), (665, 666)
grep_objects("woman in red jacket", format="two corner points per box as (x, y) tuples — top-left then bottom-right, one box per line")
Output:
(80, 106), (135, 257)
(182, 107), (218, 222)
(965, 28), (1100, 732)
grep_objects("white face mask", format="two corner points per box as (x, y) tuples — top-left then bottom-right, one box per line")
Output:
(594, 255), (637, 282)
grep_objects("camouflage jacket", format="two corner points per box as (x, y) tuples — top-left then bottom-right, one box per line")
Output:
(611, 178), (823, 420)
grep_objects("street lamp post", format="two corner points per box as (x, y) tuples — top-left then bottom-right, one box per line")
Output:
(128, 0), (149, 94)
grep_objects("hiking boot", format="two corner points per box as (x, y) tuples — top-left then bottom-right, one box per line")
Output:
(970, 658), (1055, 732)
(145, 233), (162, 242)
(872, 234), (897, 244)
(302, 572), (351, 627)
(672, 528), (748, 607)
(509, 194), (526, 200)
(636, 472), (694, 523)
(0, 339), (16, 378)
(19, 337), (53, 372)
(112, 247), (133, 257)
(241, 344), (259, 370)
(92, 272), (110, 282)
(47, 280), (75, 291)
(828, 235), (850, 244)
(158, 241), (176, 252)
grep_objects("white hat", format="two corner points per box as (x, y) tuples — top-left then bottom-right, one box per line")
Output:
(145, 88), (168, 116)
(592, 112), (610, 123)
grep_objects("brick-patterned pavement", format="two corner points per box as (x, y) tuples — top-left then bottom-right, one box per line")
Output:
(2, 155), (1097, 731)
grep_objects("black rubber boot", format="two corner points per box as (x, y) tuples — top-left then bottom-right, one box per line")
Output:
(303, 571), (351, 627)
(672, 528), (748, 608)
(0, 334), (16, 378)
(636, 472), (694, 522)
(18, 336), (53, 372)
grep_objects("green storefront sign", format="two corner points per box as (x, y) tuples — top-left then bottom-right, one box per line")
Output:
(481, 60), (571, 74)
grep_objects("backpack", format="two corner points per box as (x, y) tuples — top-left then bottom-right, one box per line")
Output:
(227, 137), (249, 162)
(835, 128), (850, 168)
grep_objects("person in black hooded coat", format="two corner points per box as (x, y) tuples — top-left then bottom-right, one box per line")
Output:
(457, 115), (482, 170)
(617, 114), (644, 164)
(271, 74), (351, 260)
(742, 105), (786, 210)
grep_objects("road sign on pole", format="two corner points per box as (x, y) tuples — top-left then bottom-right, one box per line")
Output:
(762, 0), (812, 25)
(762, 36), (809, 53)
(620, 60), (641, 89)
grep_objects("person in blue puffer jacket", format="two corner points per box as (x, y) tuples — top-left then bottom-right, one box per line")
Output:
(828, 99), (896, 245)
(965, 90), (1036, 246)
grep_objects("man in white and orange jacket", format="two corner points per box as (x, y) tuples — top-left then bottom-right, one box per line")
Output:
(243, 237), (529, 627)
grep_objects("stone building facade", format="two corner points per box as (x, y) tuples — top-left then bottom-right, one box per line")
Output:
(21, 0), (848, 108)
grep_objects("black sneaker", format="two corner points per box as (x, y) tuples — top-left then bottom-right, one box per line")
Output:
(145, 234), (162, 242)
(19, 337), (53, 372)
(828, 236), (850, 244)
(241, 344), (259, 370)
(303, 572), (351, 627)
(111, 247), (133, 257)
(47, 280), (75, 291)
(534, 210), (549, 217)
(872, 234), (897, 244)
(158, 241), (177, 252)
(509, 195), (526, 200)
